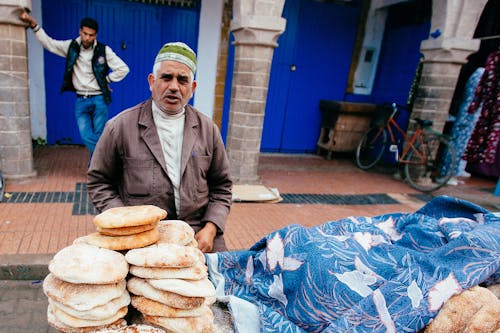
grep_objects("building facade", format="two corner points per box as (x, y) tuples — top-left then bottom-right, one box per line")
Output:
(0, 0), (495, 183)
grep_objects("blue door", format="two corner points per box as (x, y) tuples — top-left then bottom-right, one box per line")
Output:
(371, 2), (430, 106)
(261, 0), (362, 153)
(41, 0), (200, 145)
(370, 1), (431, 163)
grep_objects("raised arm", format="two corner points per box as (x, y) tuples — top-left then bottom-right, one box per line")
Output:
(19, 11), (71, 58)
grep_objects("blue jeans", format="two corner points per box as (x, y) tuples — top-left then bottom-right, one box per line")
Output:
(74, 95), (108, 154)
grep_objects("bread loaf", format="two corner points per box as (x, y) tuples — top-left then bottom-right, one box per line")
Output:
(93, 205), (167, 229)
(127, 277), (204, 310)
(76, 228), (160, 251)
(43, 273), (127, 311)
(125, 244), (202, 268)
(48, 243), (128, 284)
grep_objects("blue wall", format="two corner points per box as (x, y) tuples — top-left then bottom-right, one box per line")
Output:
(222, 0), (430, 154)
(222, 0), (362, 153)
(352, 1), (431, 163)
(41, 0), (199, 145)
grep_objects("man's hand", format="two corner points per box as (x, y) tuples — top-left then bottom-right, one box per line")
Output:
(195, 222), (217, 253)
(19, 11), (37, 29)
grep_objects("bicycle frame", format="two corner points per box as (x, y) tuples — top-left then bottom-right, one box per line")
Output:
(377, 107), (427, 164)
(356, 102), (456, 192)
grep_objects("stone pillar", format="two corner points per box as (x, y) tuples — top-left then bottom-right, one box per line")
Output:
(0, 0), (36, 179)
(226, 0), (286, 184)
(412, 0), (487, 134)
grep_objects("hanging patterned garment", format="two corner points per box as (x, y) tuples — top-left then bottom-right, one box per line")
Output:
(463, 51), (500, 170)
(441, 67), (484, 177)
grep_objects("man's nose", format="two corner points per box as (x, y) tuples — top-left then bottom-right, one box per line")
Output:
(169, 79), (180, 91)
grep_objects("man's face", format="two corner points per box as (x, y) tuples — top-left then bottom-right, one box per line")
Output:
(79, 26), (97, 49)
(148, 60), (196, 115)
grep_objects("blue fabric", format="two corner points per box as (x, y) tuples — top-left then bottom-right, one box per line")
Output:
(212, 196), (499, 332)
(74, 94), (108, 153)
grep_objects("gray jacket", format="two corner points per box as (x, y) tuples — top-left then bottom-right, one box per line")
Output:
(87, 98), (232, 234)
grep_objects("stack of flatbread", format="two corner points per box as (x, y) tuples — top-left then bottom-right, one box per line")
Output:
(126, 221), (216, 333)
(76, 205), (167, 251)
(43, 243), (131, 332)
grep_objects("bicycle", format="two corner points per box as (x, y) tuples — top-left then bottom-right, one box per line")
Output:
(355, 103), (457, 192)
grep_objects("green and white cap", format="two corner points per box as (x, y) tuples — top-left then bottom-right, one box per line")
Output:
(154, 42), (197, 74)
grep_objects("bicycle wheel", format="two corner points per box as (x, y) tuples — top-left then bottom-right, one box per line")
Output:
(404, 134), (456, 192)
(355, 127), (387, 169)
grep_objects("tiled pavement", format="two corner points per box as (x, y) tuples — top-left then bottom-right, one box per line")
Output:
(1, 145), (499, 261)
(0, 145), (499, 332)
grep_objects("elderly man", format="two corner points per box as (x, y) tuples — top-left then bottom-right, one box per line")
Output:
(87, 42), (232, 253)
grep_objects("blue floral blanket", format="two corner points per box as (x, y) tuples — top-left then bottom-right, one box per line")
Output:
(206, 196), (500, 333)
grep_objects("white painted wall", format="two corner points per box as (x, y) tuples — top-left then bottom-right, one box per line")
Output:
(352, 3), (388, 95)
(193, 0), (224, 118)
(27, 0), (46, 140)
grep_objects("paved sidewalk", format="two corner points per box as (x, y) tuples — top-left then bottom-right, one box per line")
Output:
(1, 146), (499, 278)
(0, 280), (56, 333)
(0, 145), (499, 332)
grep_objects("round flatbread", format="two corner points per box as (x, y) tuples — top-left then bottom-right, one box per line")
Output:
(97, 222), (158, 236)
(43, 273), (127, 311)
(425, 286), (498, 333)
(47, 306), (127, 333)
(144, 306), (214, 333)
(125, 243), (202, 268)
(131, 296), (207, 318)
(486, 284), (500, 299)
(157, 220), (195, 246)
(49, 243), (128, 284)
(48, 291), (130, 321)
(90, 324), (166, 333)
(49, 303), (128, 329)
(185, 238), (198, 248)
(77, 228), (160, 251)
(129, 264), (207, 280)
(127, 277), (204, 310)
(51, 304), (128, 329)
(148, 278), (216, 298)
(94, 205), (167, 229)
(463, 299), (500, 332)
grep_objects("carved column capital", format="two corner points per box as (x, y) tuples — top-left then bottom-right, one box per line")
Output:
(419, 0), (487, 64)
(420, 37), (481, 64)
(230, 0), (286, 47)
(0, 0), (32, 26)
(231, 16), (286, 47)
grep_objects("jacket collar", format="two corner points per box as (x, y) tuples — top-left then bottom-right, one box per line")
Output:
(138, 98), (200, 178)
(75, 36), (97, 49)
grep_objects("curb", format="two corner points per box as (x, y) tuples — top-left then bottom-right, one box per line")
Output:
(0, 254), (52, 280)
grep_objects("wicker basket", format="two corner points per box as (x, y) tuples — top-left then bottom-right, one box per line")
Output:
(331, 102), (375, 152)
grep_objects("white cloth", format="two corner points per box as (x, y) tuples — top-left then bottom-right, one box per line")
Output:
(33, 27), (129, 92)
(152, 102), (185, 216)
(205, 253), (260, 333)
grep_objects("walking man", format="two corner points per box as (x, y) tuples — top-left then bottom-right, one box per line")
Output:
(20, 11), (130, 154)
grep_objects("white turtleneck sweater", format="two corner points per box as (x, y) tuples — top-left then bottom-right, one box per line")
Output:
(152, 102), (185, 216)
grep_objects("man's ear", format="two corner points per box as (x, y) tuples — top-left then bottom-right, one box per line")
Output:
(147, 73), (155, 92)
(191, 80), (197, 93)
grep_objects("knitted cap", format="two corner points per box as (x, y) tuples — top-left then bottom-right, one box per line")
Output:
(154, 42), (197, 74)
